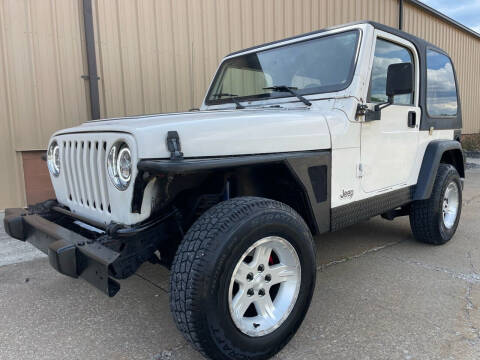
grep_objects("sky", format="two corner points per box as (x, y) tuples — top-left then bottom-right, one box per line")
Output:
(419, 0), (480, 34)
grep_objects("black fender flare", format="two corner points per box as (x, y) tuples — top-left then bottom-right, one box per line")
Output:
(414, 140), (465, 201)
(136, 151), (332, 235)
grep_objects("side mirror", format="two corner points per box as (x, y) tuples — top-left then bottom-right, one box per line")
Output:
(386, 62), (413, 99)
(358, 62), (413, 121)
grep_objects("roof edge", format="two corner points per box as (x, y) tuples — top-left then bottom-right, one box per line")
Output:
(406, 0), (480, 40)
(227, 21), (369, 57)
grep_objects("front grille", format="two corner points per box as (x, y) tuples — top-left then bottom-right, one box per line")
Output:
(61, 139), (111, 214)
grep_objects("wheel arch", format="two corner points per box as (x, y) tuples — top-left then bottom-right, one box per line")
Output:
(414, 139), (465, 201)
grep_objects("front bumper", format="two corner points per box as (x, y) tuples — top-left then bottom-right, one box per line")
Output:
(4, 208), (121, 297)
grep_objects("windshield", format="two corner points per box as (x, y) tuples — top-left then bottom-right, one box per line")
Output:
(206, 30), (360, 105)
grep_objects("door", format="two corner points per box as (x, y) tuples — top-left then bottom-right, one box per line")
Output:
(361, 32), (420, 193)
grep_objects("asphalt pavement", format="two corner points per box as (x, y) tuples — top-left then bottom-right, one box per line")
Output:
(1, 165), (479, 360)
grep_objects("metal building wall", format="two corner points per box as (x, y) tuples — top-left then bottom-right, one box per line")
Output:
(403, 2), (480, 134)
(0, 0), (89, 209)
(92, 0), (399, 118)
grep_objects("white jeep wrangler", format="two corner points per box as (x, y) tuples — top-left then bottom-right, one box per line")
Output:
(5, 21), (465, 360)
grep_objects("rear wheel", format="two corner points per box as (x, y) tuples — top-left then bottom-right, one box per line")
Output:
(170, 197), (316, 360)
(410, 164), (462, 245)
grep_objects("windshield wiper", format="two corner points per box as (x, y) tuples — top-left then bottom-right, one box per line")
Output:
(263, 85), (312, 106)
(212, 92), (245, 109)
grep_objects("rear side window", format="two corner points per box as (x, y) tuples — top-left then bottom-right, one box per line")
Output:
(426, 50), (458, 117)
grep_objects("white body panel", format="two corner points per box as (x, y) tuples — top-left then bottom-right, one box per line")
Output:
(328, 28), (455, 207)
(54, 108), (331, 159)
(360, 30), (421, 193)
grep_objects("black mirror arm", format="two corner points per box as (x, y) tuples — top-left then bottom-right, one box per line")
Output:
(374, 95), (393, 111)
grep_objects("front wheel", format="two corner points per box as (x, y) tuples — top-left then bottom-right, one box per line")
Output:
(410, 163), (462, 245)
(170, 197), (316, 360)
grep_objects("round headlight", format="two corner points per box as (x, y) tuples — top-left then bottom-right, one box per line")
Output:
(47, 141), (60, 177)
(107, 142), (132, 191)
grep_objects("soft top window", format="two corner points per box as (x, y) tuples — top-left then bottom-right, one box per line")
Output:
(426, 50), (458, 117)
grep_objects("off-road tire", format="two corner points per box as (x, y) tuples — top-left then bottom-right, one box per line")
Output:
(169, 196), (316, 360)
(410, 164), (462, 245)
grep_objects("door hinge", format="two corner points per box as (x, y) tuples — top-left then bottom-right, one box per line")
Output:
(357, 163), (364, 178)
(356, 103), (368, 116)
(356, 103), (381, 122)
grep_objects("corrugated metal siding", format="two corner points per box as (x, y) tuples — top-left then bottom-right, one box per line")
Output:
(0, 0), (89, 150)
(93, 0), (399, 118)
(0, 0), (89, 208)
(403, 2), (480, 134)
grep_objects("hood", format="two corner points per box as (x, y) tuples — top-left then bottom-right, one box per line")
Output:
(53, 108), (332, 159)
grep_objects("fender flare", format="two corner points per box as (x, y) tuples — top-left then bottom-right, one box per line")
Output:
(414, 140), (465, 201)
(136, 151), (332, 235)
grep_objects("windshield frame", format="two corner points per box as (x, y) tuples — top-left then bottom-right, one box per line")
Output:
(204, 28), (362, 106)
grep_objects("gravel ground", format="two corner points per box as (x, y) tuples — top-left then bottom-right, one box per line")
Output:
(1, 166), (479, 360)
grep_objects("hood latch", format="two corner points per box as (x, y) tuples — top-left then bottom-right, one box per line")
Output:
(166, 131), (184, 161)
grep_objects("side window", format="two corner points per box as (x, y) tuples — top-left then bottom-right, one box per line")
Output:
(368, 39), (414, 105)
(427, 50), (458, 117)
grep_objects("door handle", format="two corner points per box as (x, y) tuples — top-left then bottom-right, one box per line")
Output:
(408, 111), (416, 128)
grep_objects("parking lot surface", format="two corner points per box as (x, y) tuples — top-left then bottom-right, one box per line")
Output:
(1, 166), (479, 360)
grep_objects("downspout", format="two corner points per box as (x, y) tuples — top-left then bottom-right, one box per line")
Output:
(82, 0), (101, 120)
(399, 0), (404, 30)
